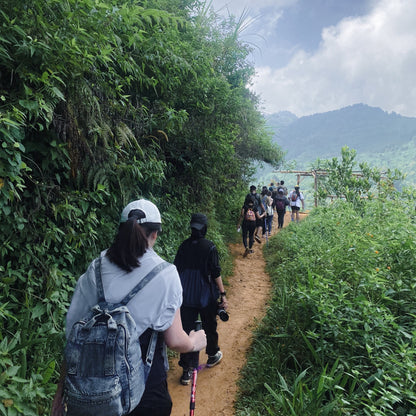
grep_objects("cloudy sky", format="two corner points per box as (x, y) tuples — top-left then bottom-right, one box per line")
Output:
(210, 0), (416, 118)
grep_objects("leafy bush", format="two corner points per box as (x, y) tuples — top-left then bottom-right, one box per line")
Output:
(0, 0), (283, 414)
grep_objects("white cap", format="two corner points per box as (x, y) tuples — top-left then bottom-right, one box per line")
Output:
(120, 199), (161, 225)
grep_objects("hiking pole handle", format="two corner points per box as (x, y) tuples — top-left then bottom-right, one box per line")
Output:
(195, 320), (202, 331)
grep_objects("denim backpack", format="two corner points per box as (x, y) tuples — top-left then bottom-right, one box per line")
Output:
(64, 257), (170, 416)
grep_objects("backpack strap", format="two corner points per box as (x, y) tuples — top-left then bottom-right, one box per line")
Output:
(94, 257), (170, 306)
(95, 256), (106, 305)
(121, 261), (170, 305)
(144, 330), (158, 369)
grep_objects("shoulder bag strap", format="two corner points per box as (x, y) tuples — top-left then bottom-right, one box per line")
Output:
(94, 256), (106, 305)
(121, 261), (171, 305)
(94, 258), (171, 306)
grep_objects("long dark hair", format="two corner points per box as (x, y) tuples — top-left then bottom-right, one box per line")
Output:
(106, 209), (158, 272)
(244, 194), (255, 207)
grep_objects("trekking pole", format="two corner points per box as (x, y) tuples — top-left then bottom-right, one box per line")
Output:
(190, 319), (202, 416)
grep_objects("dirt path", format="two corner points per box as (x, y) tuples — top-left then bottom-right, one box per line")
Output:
(167, 212), (294, 416)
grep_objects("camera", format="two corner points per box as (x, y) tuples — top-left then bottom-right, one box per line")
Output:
(217, 303), (229, 322)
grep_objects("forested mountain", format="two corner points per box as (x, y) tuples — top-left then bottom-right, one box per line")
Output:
(266, 104), (416, 183)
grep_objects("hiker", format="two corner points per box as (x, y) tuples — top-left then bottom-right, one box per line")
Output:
(289, 185), (305, 223)
(265, 190), (274, 236)
(270, 182), (278, 199)
(51, 199), (207, 416)
(277, 180), (288, 196)
(260, 187), (269, 238)
(237, 195), (265, 257)
(245, 185), (265, 243)
(174, 213), (228, 386)
(274, 188), (290, 228)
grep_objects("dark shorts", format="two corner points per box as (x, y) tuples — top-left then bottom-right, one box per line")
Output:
(256, 217), (263, 227)
(291, 206), (300, 211)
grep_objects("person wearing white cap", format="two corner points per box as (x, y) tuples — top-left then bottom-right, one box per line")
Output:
(52, 199), (206, 416)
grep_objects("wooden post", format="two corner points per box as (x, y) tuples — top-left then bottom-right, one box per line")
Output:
(313, 170), (318, 207)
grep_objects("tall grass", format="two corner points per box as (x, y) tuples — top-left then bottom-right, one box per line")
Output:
(237, 198), (416, 415)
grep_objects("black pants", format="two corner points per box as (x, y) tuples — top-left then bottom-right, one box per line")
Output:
(129, 380), (172, 416)
(131, 407), (171, 416)
(179, 301), (219, 369)
(242, 220), (256, 249)
(277, 210), (285, 228)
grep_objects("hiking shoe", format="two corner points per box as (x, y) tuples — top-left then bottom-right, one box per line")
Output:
(180, 368), (192, 385)
(206, 351), (223, 368)
(254, 235), (262, 244)
(249, 249), (254, 253)
(243, 247), (249, 257)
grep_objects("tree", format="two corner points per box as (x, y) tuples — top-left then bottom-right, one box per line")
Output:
(312, 146), (404, 209)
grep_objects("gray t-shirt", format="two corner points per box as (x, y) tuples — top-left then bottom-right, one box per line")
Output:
(65, 248), (182, 339)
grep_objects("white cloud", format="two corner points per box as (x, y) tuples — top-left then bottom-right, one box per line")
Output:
(251, 0), (416, 117)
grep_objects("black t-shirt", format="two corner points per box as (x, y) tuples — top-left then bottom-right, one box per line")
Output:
(174, 237), (221, 280)
(245, 192), (262, 210)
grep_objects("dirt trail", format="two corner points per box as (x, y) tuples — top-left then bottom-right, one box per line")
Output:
(167, 212), (294, 416)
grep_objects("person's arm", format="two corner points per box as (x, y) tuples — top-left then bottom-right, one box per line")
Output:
(215, 276), (228, 310)
(164, 309), (207, 353)
(207, 245), (228, 309)
(237, 208), (244, 229)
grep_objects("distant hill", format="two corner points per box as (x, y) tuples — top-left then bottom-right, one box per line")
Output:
(265, 104), (416, 185)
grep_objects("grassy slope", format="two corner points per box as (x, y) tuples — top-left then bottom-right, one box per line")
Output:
(236, 198), (416, 416)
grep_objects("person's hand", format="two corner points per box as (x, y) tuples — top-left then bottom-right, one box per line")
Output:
(189, 329), (207, 352)
(219, 295), (228, 310)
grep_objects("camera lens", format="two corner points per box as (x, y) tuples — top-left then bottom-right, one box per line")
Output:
(217, 308), (229, 322)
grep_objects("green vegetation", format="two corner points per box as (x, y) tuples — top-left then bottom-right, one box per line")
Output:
(0, 0), (282, 414)
(237, 165), (416, 415)
(355, 137), (416, 189)
(312, 146), (405, 207)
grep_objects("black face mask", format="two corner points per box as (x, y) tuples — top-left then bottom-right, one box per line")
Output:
(191, 226), (207, 239)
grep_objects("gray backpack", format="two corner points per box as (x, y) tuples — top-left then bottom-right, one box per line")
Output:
(64, 257), (169, 416)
